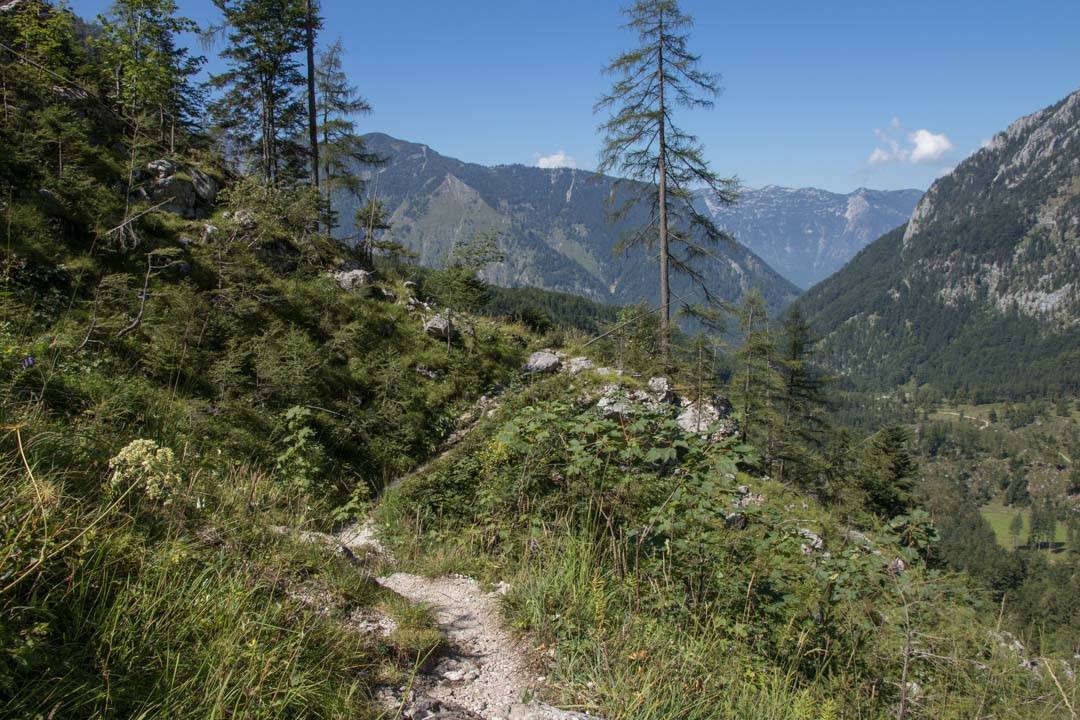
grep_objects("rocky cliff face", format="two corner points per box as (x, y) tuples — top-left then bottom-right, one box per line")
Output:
(335, 134), (800, 318)
(798, 87), (1080, 398)
(696, 185), (922, 289)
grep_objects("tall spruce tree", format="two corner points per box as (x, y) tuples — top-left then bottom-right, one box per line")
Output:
(97, 0), (204, 152)
(302, 0), (320, 188)
(315, 39), (380, 234)
(858, 426), (917, 518)
(730, 290), (782, 460)
(774, 306), (830, 486)
(208, 0), (307, 183)
(595, 0), (738, 355)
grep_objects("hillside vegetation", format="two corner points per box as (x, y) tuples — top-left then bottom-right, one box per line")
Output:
(1, 2), (1078, 720)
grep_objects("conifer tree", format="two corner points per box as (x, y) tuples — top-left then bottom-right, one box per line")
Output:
(303, 0), (320, 188)
(315, 38), (380, 234)
(1009, 512), (1024, 550)
(208, 0), (307, 183)
(774, 306), (830, 486)
(595, 0), (738, 355)
(859, 426), (917, 518)
(730, 290), (782, 459)
(97, 0), (204, 152)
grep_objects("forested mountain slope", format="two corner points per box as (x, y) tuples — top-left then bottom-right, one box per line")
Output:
(2, 2), (1078, 719)
(799, 88), (1080, 398)
(334, 133), (800, 317)
(695, 185), (922, 289)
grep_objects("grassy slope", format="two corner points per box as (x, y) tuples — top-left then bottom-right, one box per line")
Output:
(0, 167), (573, 715)
(375, 372), (1078, 720)
(980, 497), (1068, 548)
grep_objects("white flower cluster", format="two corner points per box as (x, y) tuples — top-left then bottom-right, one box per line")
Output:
(108, 439), (181, 505)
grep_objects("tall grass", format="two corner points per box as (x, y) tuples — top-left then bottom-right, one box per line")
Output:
(0, 435), (389, 719)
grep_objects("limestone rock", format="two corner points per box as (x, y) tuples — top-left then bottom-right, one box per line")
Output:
(565, 356), (595, 375)
(596, 384), (648, 419)
(332, 268), (373, 291)
(676, 399), (719, 435)
(189, 167), (219, 204)
(415, 364), (440, 380)
(648, 376), (672, 398)
(145, 160), (217, 218)
(424, 313), (458, 341)
(150, 174), (198, 217)
(734, 485), (765, 508)
(147, 159), (180, 177)
(798, 528), (824, 555)
(676, 396), (736, 438)
(524, 350), (561, 374)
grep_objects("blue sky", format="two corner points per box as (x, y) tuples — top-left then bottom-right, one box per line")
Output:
(73, 0), (1080, 192)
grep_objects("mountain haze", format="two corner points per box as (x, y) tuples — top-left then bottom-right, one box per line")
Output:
(799, 87), (1080, 397)
(336, 133), (800, 316)
(695, 185), (922, 288)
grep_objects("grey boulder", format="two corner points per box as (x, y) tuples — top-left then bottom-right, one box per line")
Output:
(564, 356), (595, 375)
(424, 313), (458, 341)
(524, 351), (561, 374)
(332, 268), (373, 291)
(189, 167), (219, 204)
(150, 174), (198, 218)
(145, 160), (218, 219)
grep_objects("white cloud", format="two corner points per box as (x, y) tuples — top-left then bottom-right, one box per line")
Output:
(535, 150), (576, 169)
(867, 147), (893, 166)
(866, 120), (953, 167)
(909, 129), (953, 163)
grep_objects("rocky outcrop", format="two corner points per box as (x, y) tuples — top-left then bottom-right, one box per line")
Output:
(591, 377), (737, 439)
(676, 397), (736, 438)
(424, 313), (458, 341)
(523, 351), (561, 374)
(145, 159), (219, 219)
(564, 356), (595, 375)
(595, 385), (655, 419)
(332, 268), (373, 291)
(797, 528), (824, 555)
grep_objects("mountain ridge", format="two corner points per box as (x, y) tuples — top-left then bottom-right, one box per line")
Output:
(340, 133), (802, 316)
(798, 87), (1080, 398)
(347, 133), (920, 293)
(695, 184), (922, 289)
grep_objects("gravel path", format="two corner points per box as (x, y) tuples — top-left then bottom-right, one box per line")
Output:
(377, 573), (537, 719)
(274, 387), (598, 719)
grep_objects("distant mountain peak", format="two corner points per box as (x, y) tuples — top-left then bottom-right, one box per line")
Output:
(337, 133), (800, 316)
(695, 185), (922, 289)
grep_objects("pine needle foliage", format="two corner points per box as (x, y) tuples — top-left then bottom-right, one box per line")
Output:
(595, 0), (739, 351)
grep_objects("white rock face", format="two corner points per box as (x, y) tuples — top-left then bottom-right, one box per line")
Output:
(675, 400), (718, 435)
(648, 376), (672, 396)
(332, 268), (373, 291)
(564, 356), (595, 375)
(523, 351), (561, 374)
